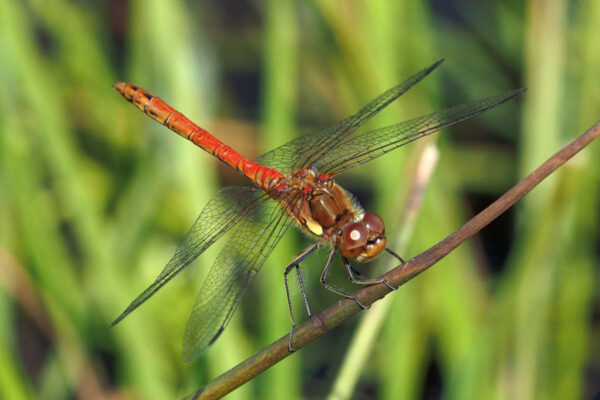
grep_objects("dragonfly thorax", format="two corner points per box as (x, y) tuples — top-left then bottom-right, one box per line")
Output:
(280, 170), (386, 261)
(279, 171), (359, 239)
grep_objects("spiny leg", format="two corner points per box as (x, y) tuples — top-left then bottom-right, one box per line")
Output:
(320, 249), (370, 310)
(380, 247), (406, 290)
(295, 265), (311, 317)
(343, 257), (397, 291)
(284, 243), (319, 352)
(385, 247), (405, 264)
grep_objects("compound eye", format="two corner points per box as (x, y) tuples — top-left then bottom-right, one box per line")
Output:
(339, 223), (368, 259)
(362, 212), (384, 236)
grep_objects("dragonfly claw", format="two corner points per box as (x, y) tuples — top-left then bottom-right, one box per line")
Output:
(383, 279), (398, 291)
(288, 331), (297, 353)
(353, 297), (370, 310)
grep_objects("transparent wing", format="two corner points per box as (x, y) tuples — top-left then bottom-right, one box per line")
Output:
(256, 59), (444, 173)
(315, 88), (526, 175)
(110, 186), (270, 327)
(181, 192), (300, 361)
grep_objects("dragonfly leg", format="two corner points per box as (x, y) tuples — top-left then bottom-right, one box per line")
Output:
(320, 249), (370, 310)
(385, 247), (406, 264)
(343, 257), (397, 291)
(284, 243), (319, 352)
(295, 265), (311, 317)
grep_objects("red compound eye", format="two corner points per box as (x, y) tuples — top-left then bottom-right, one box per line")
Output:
(362, 212), (384, 236)
(339, 222), (368, 259)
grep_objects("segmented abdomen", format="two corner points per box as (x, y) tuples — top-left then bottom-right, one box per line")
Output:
(113, 82), (283, 189)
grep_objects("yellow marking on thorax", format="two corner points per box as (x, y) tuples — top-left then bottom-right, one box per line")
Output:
(305, 219), (324, 236)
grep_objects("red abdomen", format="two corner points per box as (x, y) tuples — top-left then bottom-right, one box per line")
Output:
(113, 82), (283, 189)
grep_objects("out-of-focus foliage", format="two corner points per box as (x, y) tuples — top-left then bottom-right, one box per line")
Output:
(0, 1), (598, 399)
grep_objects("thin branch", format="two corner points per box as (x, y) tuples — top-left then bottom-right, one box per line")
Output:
(185, 122), (600, 400)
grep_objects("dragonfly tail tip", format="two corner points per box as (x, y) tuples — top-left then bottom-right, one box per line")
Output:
(113, 82), (126, 93)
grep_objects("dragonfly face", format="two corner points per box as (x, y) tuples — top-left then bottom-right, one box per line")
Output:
(338, 212), (386, 262)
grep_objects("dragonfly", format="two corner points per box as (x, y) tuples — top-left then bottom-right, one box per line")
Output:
(111, 59), (524, 361)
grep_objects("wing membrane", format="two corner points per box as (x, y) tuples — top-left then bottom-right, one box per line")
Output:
(256, 60), (444, 173)
(110, 186), (269, 327)
(316, 88), (526, 175)
(181, 192), (298, 361)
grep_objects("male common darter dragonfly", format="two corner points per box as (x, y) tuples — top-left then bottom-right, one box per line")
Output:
(111, 60), (524, 361)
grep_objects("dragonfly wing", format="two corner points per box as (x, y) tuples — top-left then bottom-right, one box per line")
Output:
(315, 88), (526, 175)
(256, 60), (444, 173)
(181, 193), (296, 361)
(110, 186), (269, 327)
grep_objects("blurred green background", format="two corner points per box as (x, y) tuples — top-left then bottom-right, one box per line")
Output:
(1, 0), (599, 399)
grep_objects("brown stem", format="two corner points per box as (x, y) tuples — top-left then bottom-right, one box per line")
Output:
(184, 122), (600, 400)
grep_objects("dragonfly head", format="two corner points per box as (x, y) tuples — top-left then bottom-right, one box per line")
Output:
(339, 212), (386, 262)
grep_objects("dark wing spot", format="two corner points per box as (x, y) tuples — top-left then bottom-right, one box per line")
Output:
(209, 326), (225, 345)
